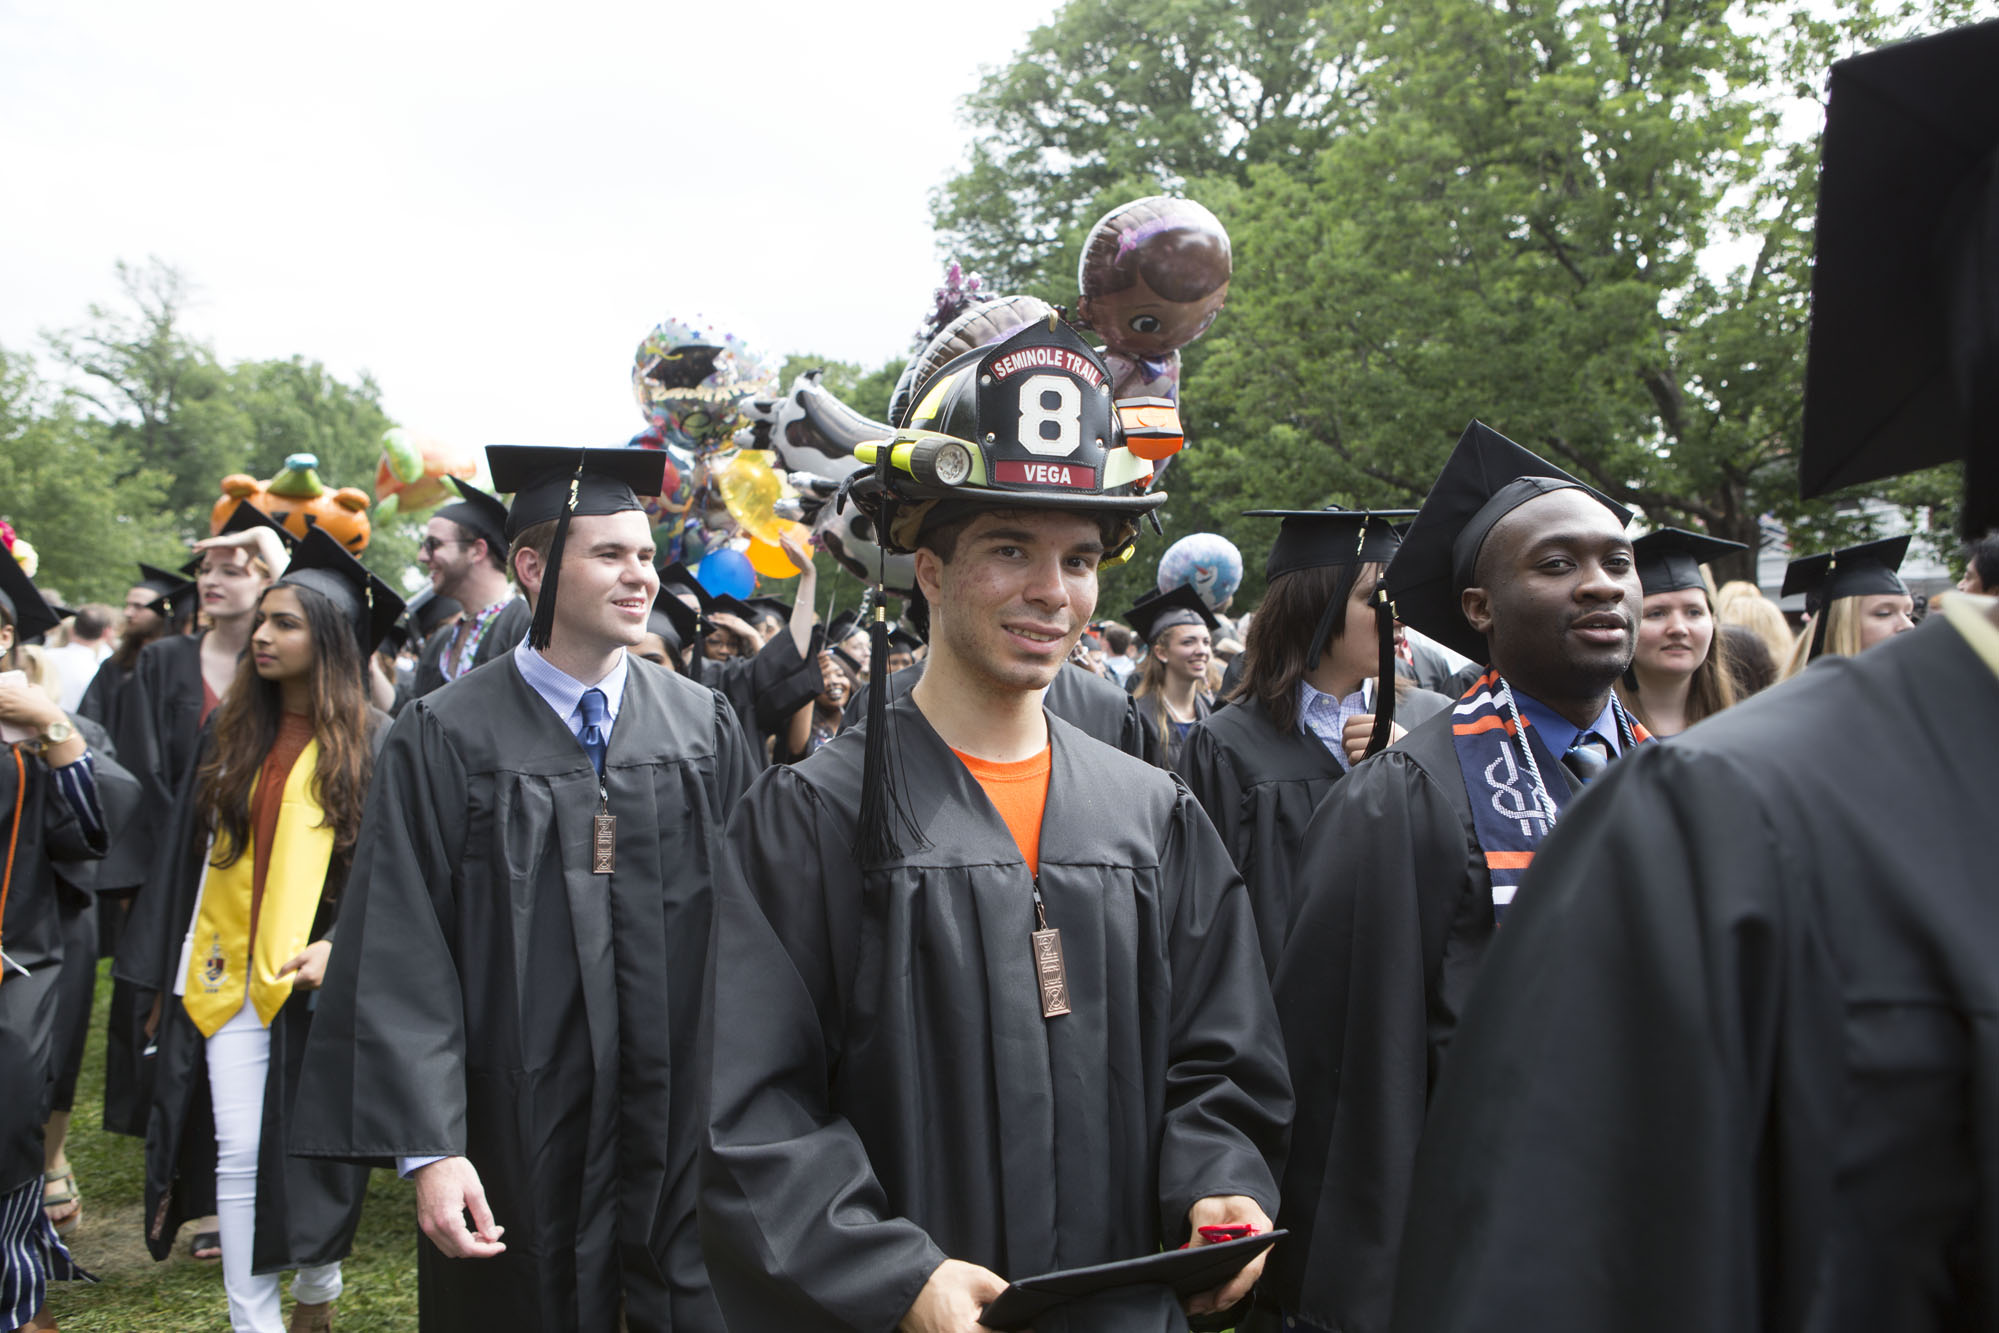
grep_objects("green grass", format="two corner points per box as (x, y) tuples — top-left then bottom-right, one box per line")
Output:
(45, 963), (420, 1332)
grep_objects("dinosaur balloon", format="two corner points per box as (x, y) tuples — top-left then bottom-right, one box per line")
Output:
(211, 454), (373, 553)
(735, 370), (914, 590)
(373, 428), (479, 522)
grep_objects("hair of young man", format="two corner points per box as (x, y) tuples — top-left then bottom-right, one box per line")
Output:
(508, 519), (560, 606)
(1229, 561), (1373, 735)
(447, 517), (508, 574)
(1966, 532), (1999, 589)
(917, 503), (1127, 565)
(112, 607), (168, 673)
(197, 582), (376, 871)
(1100, 622), (1132, 656)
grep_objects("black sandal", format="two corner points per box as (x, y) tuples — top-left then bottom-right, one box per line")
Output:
(189, 1229), (221, 1261)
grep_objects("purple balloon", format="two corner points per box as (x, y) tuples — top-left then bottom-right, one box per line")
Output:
(696, 547), (755, 600)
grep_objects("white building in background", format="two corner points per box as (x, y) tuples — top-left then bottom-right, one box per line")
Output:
(1753, 501), (1956, 610)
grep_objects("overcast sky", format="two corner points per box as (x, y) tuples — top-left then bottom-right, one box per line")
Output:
(0, 0), (1062, 462)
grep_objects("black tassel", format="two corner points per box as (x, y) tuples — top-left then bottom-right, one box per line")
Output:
(1303, 589), (1345, 671)
(853, 601), (904, 865)
(1807, 605), (1830, 662)
(1363, 585), (1397, 759)
(527, 467), (581, 651)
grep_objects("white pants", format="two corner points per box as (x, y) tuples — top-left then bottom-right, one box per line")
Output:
(207, 1003), (343, 1333)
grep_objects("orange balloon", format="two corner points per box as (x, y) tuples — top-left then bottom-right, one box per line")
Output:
(745, 522), (811, 578)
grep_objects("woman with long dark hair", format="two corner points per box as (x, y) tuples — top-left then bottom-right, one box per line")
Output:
(1616, 529), (1744, 737)
(1177, 509), (1454, 976)
(116, 529), (400, 1333)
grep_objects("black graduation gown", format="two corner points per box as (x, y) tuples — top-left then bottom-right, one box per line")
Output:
(75, 655), (131, 737)
(846, 658), (1155, 761)
(1133, 691), (1209, 772)
(1263, 707), (1584, 1333)
(1390, 608), (1999, 1333)
(112, 719), (383, 1271)
(101, 631), (208, 1136)
(690, 630), (822, 759)
(0, 744), (109, 1193)
(47, 717), (139, 1113)
(292, 656), (754, 1333)
(409, 596), (531, 702)
(1177, 689), (1454, 978)
(699, 697), (1292, 1333)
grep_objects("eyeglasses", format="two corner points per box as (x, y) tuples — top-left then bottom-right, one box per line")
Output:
(418, 536), (466, 555)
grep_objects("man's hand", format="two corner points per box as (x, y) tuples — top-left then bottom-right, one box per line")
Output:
(1341, 713), (1406, 764)
(898, 1258), (1007, 1333)
(414, 1156), (506, 1259)
(1182, 1195), (1275, 1317)
(278, 940), (333, 990)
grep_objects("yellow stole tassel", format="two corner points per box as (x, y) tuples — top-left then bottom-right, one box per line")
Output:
(183, 738), (335, 1037)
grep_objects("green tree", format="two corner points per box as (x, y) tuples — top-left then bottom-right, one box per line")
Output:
(43, 259), (417, 580)
(0, 344), (180, 603)
(934, 0), (1368, 297)
(943, 0), (1986, 601)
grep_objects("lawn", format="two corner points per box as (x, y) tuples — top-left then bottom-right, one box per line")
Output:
(44, 964), (421, 1332)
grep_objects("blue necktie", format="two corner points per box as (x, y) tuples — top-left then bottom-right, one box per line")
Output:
(1562, 732), (1611, 785)
(579, 688), (609, 777)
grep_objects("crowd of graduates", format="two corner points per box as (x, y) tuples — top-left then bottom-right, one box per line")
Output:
(3, 16), (1998, 1333)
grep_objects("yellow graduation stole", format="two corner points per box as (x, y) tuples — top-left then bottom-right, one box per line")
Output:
(182, 739), (335, 1037)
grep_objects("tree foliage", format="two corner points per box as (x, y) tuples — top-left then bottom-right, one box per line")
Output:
(938, 0), (1989, 600)
(26, 258), (417, 586)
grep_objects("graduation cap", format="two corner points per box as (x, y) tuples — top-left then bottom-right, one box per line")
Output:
(1385, 420), (1631, 666)
(405, 588), (464, 643)
(0, 547), (61, 644)
(1243, 507), (1420, 760)
(976, 1230), (1286, 1331)
(745, 595), (794, 627)
(647, 585), (699, 654)
(217, 499), (301, 550)
(1801, 18), (1999, 539)
(486, 446), (664, 652)
(886, 623), (925, 655)
(1781, 535), (1911, 661)
(275, 526), (406, 657)
(433, 476), (511, 561)
(656, 560), (715, 612)
(1246, 508), (1416, 582)
(136, 562), (199, 628)
(1125, 583), (1220, 643)
(712, 594), (759, 625)
(1631, 528), (1747, 597)
(826, 608), (865, 644)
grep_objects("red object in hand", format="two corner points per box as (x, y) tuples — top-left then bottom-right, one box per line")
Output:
(1183, 1223), (1258, 1248)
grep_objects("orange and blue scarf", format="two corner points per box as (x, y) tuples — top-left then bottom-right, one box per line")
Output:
(1449, 669), (1648, 921)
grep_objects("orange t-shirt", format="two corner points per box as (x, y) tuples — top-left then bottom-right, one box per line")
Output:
(953, 745), (1052, 877)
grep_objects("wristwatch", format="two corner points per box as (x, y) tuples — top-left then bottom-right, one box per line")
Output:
(35, 719), (75, 753)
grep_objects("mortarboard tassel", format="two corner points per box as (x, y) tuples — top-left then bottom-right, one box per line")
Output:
(853, 506), (924, 866)
(528, 461), (582, 652)
(1363, 582), (1398, 759)
(1805, 553), (1835, 663)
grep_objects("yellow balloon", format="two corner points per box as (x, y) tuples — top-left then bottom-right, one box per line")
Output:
(746, 523), (810, 578)
(714, 449), (789, 545)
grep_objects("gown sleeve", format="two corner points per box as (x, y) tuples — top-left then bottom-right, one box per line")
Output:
(1268, 751), (1475, 1333)
(1174, 721), (1248, 872)
(699, 765), (946, 1333)
(290, 704), (472, 1166)
(1389, 744), (1840, 1333)
(1154, 784), (1291, 1235)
